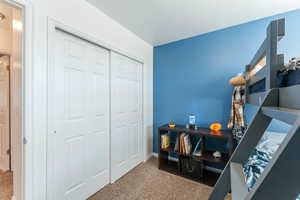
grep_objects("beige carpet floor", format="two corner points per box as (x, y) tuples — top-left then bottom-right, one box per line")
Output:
(89, 157), (231, 200)
(0, 170), (13, 200)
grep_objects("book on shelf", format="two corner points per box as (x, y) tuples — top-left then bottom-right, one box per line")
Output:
(179, 134), (183, 153)
(174, 136), (179, 152)
(178, 133), (192, 155)
(192, 137), (202, 157)
(161, 134), (170, 149)
(184, 134), (192, 155)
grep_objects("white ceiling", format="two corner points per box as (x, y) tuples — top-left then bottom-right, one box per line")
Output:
(87, 0), (300, 46)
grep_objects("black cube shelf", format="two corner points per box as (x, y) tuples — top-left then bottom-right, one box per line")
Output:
(158, 124), (234, 185)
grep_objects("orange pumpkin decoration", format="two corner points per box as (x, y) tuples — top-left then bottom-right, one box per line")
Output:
(210, 123), (222, 131)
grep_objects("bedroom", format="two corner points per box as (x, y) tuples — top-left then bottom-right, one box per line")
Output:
(0, 1), (300, 200)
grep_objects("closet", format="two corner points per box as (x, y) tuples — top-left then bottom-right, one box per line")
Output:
(47, 29), (143, 199)
(110, 52), (143, 183)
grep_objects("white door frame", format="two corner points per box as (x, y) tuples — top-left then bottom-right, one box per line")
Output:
(47, 18), (145, 196)
(1, 0), (33, 200)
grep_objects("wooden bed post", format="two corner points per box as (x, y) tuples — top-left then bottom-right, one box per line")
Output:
(266, 19), (285, 90)
(265, 21), (278, 89)
(245, 64), (251, 101)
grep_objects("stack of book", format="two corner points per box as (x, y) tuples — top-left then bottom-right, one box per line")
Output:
(161, 134), (170, 149)
(174, 133), (192, 155)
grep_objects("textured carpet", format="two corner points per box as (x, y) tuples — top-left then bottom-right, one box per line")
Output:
(0, 170), (13, 200)
(89, 157), (231, 200)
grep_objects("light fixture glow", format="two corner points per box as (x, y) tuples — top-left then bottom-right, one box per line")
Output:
(13, 19), (22, 31)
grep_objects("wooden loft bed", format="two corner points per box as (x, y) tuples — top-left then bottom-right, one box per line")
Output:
(245, 18), (284, 105)
(245, 18), (300, 108)
(210, 18), (300, 200)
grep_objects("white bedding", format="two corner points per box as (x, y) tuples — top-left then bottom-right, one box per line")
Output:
(243, 131), (299, 200)
(243, 131), (284, 189)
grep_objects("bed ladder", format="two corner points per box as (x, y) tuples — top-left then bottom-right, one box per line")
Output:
(209, 88), (300, 200)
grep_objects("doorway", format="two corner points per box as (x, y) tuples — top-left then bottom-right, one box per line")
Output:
(0, 1), (23, 200)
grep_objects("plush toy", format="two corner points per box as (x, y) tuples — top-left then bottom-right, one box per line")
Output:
(168, 122), (176, 128)
(229, 75), (246, 86)
(213, 151), (222, 158)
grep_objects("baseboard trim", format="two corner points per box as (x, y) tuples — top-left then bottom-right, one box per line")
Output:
(146, 153), (154, 161)
(152, 152), (222, 174)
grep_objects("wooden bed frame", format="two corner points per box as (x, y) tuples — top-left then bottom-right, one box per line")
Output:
(209, 18), (300, 200)
(245, 18), (300, 109)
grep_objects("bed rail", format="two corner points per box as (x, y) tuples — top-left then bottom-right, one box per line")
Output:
(245, 18), (285, 105)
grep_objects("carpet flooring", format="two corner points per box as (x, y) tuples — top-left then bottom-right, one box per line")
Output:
(89, 157), (231, 200)
(0, 170), (13, 200)
(0, 157), (231, 200)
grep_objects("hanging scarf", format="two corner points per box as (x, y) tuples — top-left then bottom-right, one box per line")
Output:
(228, 86), (247, 142)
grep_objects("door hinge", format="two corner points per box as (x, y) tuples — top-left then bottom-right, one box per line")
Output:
(6, 149), (10, 155)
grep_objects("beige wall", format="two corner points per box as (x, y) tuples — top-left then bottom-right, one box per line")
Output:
(0, 2), (12, 54)
(10, 6), (22, 200)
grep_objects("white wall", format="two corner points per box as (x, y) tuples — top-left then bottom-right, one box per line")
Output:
(30, 0), (153, 199)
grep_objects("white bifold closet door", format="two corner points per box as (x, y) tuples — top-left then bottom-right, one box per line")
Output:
(48, 29), (110, 200)
(110, 52), (143, 183)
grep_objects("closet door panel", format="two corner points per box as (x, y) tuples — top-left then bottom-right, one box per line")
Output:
(52, 34), (88, 200)
(111, 52), (143, 183)
(128, 61), (143, 168)
(112, 125), (129, 178)
(129, 123), (139, 158)
(111, 55), (129, 182)
(85, 44), (110, 197)
(48, 30), (110, 200)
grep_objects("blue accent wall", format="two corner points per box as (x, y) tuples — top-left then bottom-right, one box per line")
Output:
(154, 9), (300, 153)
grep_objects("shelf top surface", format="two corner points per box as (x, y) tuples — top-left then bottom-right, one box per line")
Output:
(158, 124), (233, 139)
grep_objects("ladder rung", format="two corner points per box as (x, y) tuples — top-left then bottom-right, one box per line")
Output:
(261, 106), (300, 124)
(230, 162), (249, 200)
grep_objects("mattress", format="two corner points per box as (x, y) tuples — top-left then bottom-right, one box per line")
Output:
(243, 131), (300, 199)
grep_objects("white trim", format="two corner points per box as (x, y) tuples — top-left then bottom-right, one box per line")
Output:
(1, 1), (33, 200)
(47, 19), (144, 65)
(46, 19), (55, 200)
(46, 18), (146, 197)
(108, 49), (112, 184)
